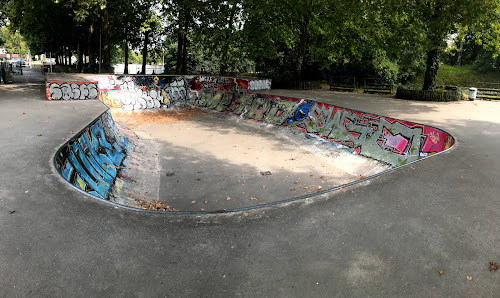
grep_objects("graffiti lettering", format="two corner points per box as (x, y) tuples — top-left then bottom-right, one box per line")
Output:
(248, 79), (272, 91)
(46, 82), (99, 100)
(54, 111), (130, 198)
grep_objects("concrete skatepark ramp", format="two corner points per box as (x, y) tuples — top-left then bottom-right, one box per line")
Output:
(51, 75), (455, 213)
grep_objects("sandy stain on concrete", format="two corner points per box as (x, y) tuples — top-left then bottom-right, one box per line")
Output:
(110, 108), (389, 211)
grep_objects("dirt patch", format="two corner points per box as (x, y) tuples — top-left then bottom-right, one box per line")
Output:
(111, 107), (207, 127)
(110, 108), (390, 212)
(133, 198), (178, 211)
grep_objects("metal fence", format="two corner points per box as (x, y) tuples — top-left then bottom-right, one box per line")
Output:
(0, 62), (12, 83)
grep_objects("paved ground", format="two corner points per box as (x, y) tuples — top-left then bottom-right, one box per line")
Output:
(0, 69), (499, 296)
(111, 110), (387, 211)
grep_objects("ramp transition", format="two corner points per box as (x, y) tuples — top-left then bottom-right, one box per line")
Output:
(52, 75), (454, 212)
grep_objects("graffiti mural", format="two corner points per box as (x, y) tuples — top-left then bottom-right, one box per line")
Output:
(52, 73), (454, 203)
(54, 111), (131, 198)
(248, 79), (272, 91)
(188, 93), (452, 167)
(91, 75), (257, 110)
(46, 82), (99, 100)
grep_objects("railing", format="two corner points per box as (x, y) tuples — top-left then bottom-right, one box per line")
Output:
(0, 62), (12, 83)
(475, 82), (500, 100)
(330, 76), (356, 92)
(272, 80), (320, 90)
(363, 78), (393, 94)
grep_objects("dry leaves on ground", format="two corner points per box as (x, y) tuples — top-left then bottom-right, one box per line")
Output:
(135, 198), (177, 211)
(489, 262), (499, 271)
(112, 107), (207, 126)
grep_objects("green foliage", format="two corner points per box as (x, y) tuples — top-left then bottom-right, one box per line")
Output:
(0, 26), (27, 57)
(110, 45), (142, 64)
(2, 0), (500, 81)
(412, 64), (500, 87)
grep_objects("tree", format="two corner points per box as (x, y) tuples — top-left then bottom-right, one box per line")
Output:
(139, 1), (162, 74)
(0, 26), (28, 57)
(409, 0), (500, 90)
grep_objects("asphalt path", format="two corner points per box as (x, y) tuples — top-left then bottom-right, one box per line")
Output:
(0, 69), (498, 296)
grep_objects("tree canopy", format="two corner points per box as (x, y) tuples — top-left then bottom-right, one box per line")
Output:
(0, 0), (499, 86)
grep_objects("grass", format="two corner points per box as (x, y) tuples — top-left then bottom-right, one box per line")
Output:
(411, 64), (500, 87)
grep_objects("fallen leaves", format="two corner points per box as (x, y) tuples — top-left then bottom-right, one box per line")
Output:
(135, 198), (177, 211)
(36, 134), (42, 137)
(204, 200), (208, 204)
(260, 171), (272, 176)
(191, 201), (196, 204)
(340, 188), (347, 192)
(438, 270), (444, 275)
(466, 276), (473, 281)
(357, 174), (366, 180)
(8, 210), (15, 214)
(243, 212), (249, 216)
(262, 185), (266, 189)
(112, 107), (207, 126)
(226, 196), (231, 201)
(489, 262), (499, 271)
(250, 196), (258, 201)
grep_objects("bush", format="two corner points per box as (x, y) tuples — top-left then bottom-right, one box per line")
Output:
(396, 85), (463, 102)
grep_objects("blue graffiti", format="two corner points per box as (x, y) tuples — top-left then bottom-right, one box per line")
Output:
(55, 111), (129, 199)
(288, 102), (313, 123)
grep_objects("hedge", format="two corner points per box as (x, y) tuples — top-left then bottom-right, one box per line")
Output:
(396, 86), (463, 102)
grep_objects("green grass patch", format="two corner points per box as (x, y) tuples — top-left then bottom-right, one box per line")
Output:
(411, 64), (500, 87)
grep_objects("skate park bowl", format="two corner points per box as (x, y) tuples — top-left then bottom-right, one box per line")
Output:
(49, 75), (455, 213)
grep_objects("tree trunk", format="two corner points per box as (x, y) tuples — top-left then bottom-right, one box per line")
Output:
(296, 0), (314, 81)
(89, 24), (96, 73)
(63, 47), (67, 66)
(67, 47), (71, 66)
(101, 7), (111, 73)
(176, 6), (190, 75)
(77, 43), (83, 72)
(219, 4), (237, 76)
(142, 30), (149, 74)
(124, 37), (129, 74)
(423, 48), (440, 91)
(457, 40), (464, 66)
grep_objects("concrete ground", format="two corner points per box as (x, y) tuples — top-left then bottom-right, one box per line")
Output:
(111, 110), (387, 211)
(0, 69), (499, 296)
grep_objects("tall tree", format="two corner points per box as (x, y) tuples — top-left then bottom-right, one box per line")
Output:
(410, 0), (500, 90)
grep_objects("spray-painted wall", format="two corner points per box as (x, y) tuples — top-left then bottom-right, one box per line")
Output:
(53, 74), (453, 201)
(46, 81), (99, 100)
(54, 111), (130, 198)
(188, 92), (453, 167)
(46, 75), (272, 103)
(94, 75), (270, 110)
